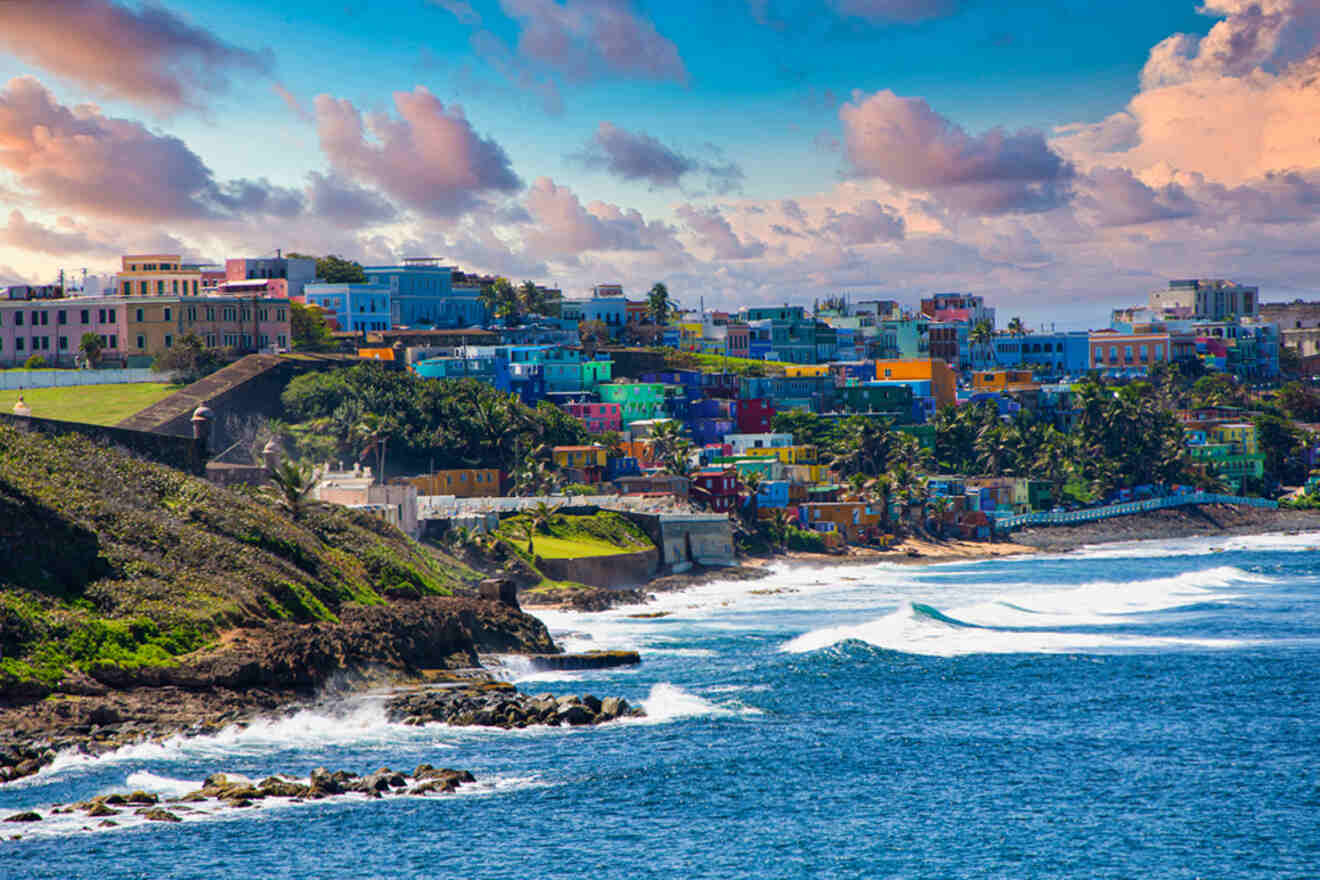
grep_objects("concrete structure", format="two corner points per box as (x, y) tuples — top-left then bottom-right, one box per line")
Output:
(1089, 329), (1196, 374)
(314, 465), (420, 537)
(364, 259), (488, 328)
(1150, 279), (1259, 320)
(873, 359), (956, 409)
(404, 469), (501, 498)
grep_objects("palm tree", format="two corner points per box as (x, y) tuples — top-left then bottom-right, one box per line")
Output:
(848, 472), (868, 499)
(888, 433), (932, 475)
(263, 458), (317, 521)
(353, 413), (397, 484)
(650, 420), (691, 476)
(969, 319), (994, 369)
(928, 496), (952, 539)
(766, 508), (794, 552)
(518, 280), (543, 317)
(873, 473), (895, 534)
(1007, 316), (1027, 337)
(739, 470), (764, 526)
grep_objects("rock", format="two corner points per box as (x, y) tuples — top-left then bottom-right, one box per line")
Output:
(98, 820), (117, 827)
(308, 767), (342, 796)
(86, 803), (119, 817)
(4, 812), (41, 823)
(224, 798), (254, 809)
(557, 703), (595, 725)
(142, 808), (182, 822)
(125, 791), (158, 805)
(478, 578), (520, 608)
(528, 651), (641, 671)
(102, 794), (127, 805)
(599, 697), (626, 720)
(411, 778), (458, 795)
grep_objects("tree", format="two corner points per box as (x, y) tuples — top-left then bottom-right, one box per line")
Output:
(648, 282), (671, 325)
(354, 413), (398, 484)
(152, 332), (226, 384)
(579, 319), (611, 354)
(928, 495), (952, 539)
(480, 277), (520, 324)
(262, 458), (317, 521)
(23, 354), (46, 369)
(79, 332), (103, 368)
(649, 419), (692, 476)
(969, 320), (994, 367)
(314, 255), (366, 283)
(1007, 316), (1027, 337)
(291, 301), (334, 350)
(1253, 412), (1304, 487)
(1191, 373), (1244, 408)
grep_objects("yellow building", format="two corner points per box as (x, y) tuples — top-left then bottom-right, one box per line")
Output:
(784, 364), (830, 378)
(122, 295), (290, 359)
(357, 347), (396, 361)
(553, 446), (608, 469)
(874, 358), (957, 409)
(1210, 423), (1258, 454)
(406, 469), (501, 498)
(116, 254), (203, 297)
(679, 322), (703, 352)
(971, 370), (1039, 392)
(740, 444), (819, 465)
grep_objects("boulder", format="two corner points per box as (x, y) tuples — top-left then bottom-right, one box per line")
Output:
(86, 803), (119, 817)
(142, 808), (182, 822)
(4, 812), (41, 823)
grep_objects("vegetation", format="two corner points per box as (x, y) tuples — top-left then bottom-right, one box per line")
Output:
(288, 253), (367, 284)
(280, 363), (588, 474)
(647, 282), (671, 325)
(495, 510), (651, 560)
(152, 332), (229, 384)
(0, 424), (477, 688)
(0, 383), (181, 426)
(22, 354), (47, 369)
(291, 301), (335, 350)
(660, 349), (794, 377)
(79, 333), (103, 368)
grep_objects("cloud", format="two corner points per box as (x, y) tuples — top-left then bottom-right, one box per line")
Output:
(819, 200), (906, 244)
(0, 76), (302, 222)
(1076, 167), (1200, 227)
(0, 0), (272, 112)
(1139, 0), (1320, 89)
(840, 89), (1073, 215)
(828, 0), (960, 23)
(429, 0), (482, 25)
(306, 172), (399, 226)
(0, 210), (118, 257)
(314, 86), (522, 219)
(677, 204), (767, 259)
(572, 122), (746, 193)
(498, 0), (688, 84)
(522, 177), (679, 255)
(273, 82), (313, 122)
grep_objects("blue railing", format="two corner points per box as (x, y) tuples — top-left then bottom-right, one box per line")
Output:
(995, 492), (1277, 531)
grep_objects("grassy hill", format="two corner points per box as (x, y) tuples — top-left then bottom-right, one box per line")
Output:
(0, 382), (182, 426)
(0, 423), (481, 689)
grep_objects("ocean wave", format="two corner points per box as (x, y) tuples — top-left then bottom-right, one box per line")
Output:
(780, 599), (1255, 657)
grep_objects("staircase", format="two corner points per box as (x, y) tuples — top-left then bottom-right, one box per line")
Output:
(117, 354), (285, 435)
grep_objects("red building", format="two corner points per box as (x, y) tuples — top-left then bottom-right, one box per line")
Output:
(691, 467), (739, 512)
(736, 397), (775, 433)
(562, 401), (622, 433)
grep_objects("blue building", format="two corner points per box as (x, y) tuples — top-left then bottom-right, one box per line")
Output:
(413, 354), (496, 383)
(364, 259), (489, 328)
(754, 480), (790, 509)
(993, 331), (1090, 377)
(302, 282), (392, 333)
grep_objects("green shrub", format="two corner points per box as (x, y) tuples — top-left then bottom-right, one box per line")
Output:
(23, 354), (47, 369)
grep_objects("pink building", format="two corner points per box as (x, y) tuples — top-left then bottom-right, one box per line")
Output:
(0, 296), (127, 366)
(563, 401), (622, 433)
(725, 323), (750, 358)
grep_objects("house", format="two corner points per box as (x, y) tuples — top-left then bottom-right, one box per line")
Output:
(553, 445), (608, 483)
(314, 465), (419, 537)
(613, 473), (689, 497)
(562, 401), (623, 433)
(302, 282), (393, 333)
(690, 467), (739, 512)
(364, 259), (488, 328)
(873, 359), (957, 409)
(735, 398), (775, 433)
(797, 501), (884, 542)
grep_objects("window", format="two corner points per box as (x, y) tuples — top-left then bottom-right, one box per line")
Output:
(136, 334), (146, 350)
(191, 280), (198, 295)
(135, 308), (144, 322)
(123, 281), (131, 295)
(156, 280), (165, 295)
(97, 309), (105, 323)
(108, 335), (117, 349)
(164, 334), (173, 348)
(40, 336), (49, 350)
(172, 280), (178, 294)
(206, 306), (215, 321)
(1109, 346), (1117, 361)
(79, 309), (87, 324)
(15, 337), (23, 351)
(38, 311), (47, 325)
(163, 307), (171, 321)
(58, 336), (68, 350)
(139, 281), (148, 296)
(57, 310), (66, 325)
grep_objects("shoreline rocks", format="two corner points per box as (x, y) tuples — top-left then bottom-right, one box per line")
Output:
(386, 682), (643, 728)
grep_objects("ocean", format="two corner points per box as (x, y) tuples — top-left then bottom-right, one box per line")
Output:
(3, 533), (1318, 879)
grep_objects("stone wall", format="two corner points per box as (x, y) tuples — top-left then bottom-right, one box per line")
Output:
(538, 548), (660, 588)
(614, 511), (735, 572)
(0, 412), (205, 474)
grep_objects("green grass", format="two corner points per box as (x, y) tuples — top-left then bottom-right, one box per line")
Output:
(516, 534), (639, 559)
(497, 511), (653, 560)
(658, 349), (795, 377)
(0, 382), (181, 426)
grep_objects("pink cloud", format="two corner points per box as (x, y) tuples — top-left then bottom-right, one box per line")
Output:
(273, 82), (313, 122)
(0, 210), (118, 257)
(819, 200), (906, 244)
(0, 0), (272, 112)
(522, 177), (677, 255)
(840, 89), (1072, 215)
(677, 204), (767, 259)
(0, 76), (301, 222)
(497, 0), (688, 84)
(314, 86), (522, 219)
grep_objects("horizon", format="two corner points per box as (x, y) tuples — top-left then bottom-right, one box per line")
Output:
(3, 0), (1320, 327)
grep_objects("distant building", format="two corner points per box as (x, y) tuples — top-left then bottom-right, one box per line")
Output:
(225, 255), (316, 298)
(364, 258), (488, 328)
(1150, 279), (1259, 321)
(116, 254), (202, 297)
(301, 282), (392, 333)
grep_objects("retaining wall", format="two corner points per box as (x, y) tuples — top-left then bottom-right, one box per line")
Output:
(0, 368), (157, 390)
(0, 412), (206, 474)
(538, 548), (660, 588)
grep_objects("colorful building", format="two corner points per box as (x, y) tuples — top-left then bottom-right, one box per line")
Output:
(406, 469), (501, 498)
(873, 359), (957, 409)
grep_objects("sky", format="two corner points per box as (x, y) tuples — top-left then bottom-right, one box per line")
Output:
(2, 0), (1320, 327)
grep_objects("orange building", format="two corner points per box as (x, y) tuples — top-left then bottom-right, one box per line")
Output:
(873, 358), (957, 409)
(971, 370), (1039, 392)
(798, 501), (885, 542)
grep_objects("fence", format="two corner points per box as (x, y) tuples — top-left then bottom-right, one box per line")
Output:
(995, 493), (1278, 531)
(0, 367), (157, 390)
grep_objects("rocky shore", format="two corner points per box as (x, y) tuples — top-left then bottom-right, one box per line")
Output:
(0, 594), (571, 786)
(386, 681), (642, 728)
(1012, 504), (1320, 552)
(3, 764), (482, 837)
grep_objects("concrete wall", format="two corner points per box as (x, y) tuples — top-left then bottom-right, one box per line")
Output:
(0, 368), (157, 390)
(539, 548), (660, 588)
(616, 511), (736, 572)
(0, 411), (205, 474)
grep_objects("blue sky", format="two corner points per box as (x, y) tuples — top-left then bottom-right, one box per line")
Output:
(1, 0), (1318, 324)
